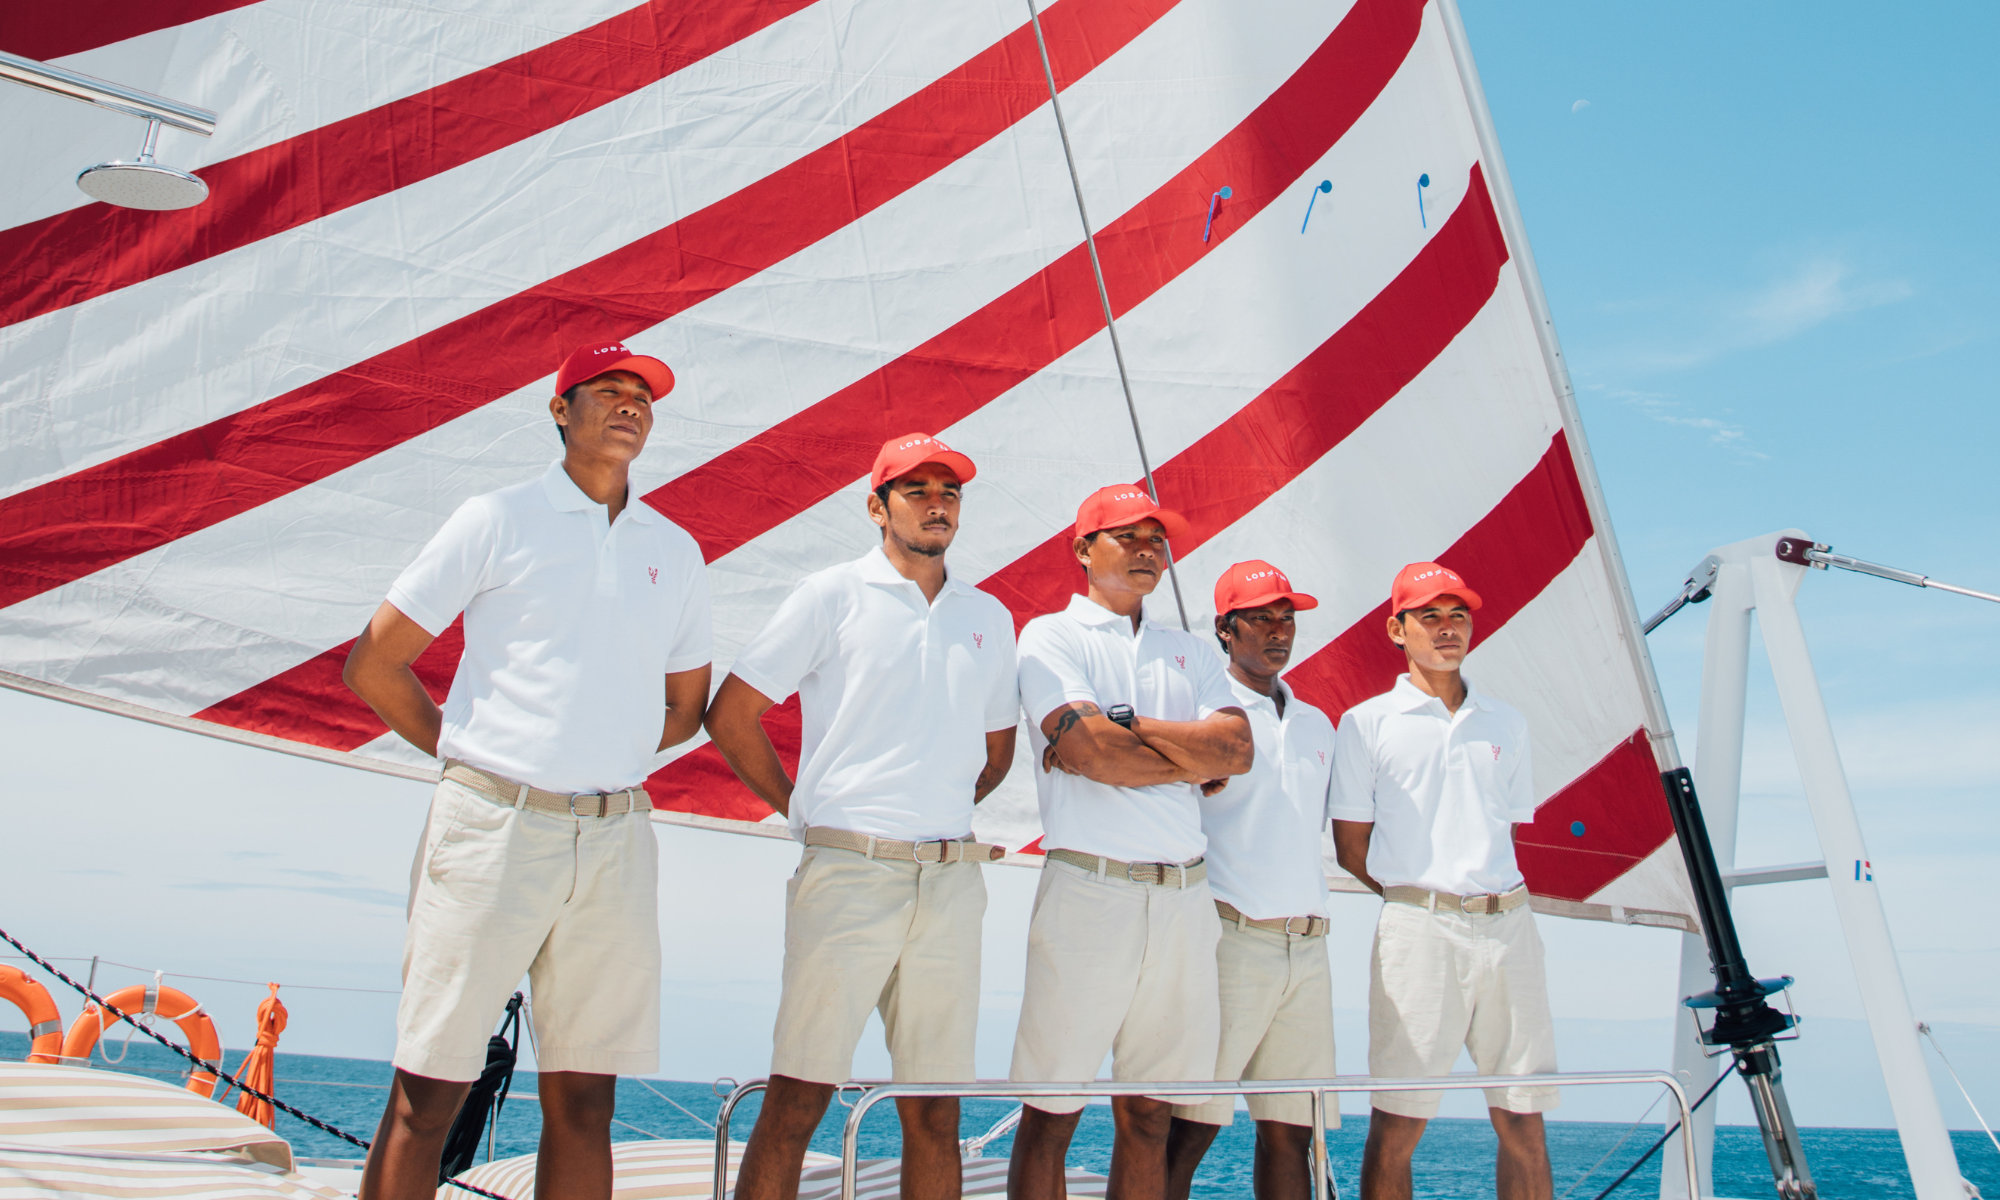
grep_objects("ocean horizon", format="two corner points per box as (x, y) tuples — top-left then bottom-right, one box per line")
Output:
(5, 1033), (1992, 1197)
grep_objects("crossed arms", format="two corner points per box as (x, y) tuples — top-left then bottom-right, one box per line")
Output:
(1037, 700), (1252, 790)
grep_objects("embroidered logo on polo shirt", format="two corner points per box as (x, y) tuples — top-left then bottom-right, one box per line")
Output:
(647, 567), (659, 584)
(1173, 655), (1185, 668)
(1317, 750), (1326, 764)
(973, 632), (985, 648)
(1491, 744), (1502, 761)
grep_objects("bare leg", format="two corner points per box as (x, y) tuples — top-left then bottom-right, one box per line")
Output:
(535, 1072), (618, 1200)
(735, 1075), (836, 1200)
(1105, 1096), (1173, 1200)
(1251, 1120), (1315, 1200)
(1007, 1105), (1081, 1200)
(896, 1096), (963, 1200)
(1489, 1109), (1552, 1200)
(358, 1069), (471, 1200)
(1163, 1117), (1219, 1200)
(1358, 1109), (1427, 1200)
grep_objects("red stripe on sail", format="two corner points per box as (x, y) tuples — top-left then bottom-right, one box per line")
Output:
(1515, 732), (1673, 902)
(650, 0), (1431, 561)
(1279, 435), (1593, 719)
(0, 0), (817, 330)
(0, 1), (261, 62)
(645, 699), (802, 824)
(0, 0), (1175, 612)
(193, 622), (465, 746)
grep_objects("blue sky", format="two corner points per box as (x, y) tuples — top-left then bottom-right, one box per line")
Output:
(0, 0), (1995, 1148)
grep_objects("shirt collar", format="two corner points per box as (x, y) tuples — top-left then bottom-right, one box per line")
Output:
(1063, 592), (1158, 630)
(857, 544), (970, 597)
(1226, 672), (1289, 714)
(1388, 673), (1490, 713)
(539, 460), (660, 524)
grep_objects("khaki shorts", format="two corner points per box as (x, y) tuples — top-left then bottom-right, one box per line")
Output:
(1175, 918), (1338, 1128)
(770, 844), (986, 1085)
(1367, 901), (1558, 1118)
(395, 777), (661, 1082)
(1008, 858), (1220, 1115)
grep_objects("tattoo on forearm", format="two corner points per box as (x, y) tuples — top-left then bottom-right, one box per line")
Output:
(1047, 703), (1100, 750)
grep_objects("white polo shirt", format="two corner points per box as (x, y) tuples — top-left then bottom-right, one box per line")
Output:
(728, 546), (1020, 842)
(1017, 594), (1240, 864)
(1328, 675), (1536, 895)
(1198, 675), (1336, 919)
(386, 461), (712, 794)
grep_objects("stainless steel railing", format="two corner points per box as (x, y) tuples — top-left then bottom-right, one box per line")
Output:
(713, 1070), (1699, 1200)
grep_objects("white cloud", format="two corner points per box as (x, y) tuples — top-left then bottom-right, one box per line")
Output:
(1589, 384), (1766, 459)
(1620, 255), (1912, 372)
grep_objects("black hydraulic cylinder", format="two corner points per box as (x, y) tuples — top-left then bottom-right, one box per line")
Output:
(1659, 767), (1795, 1047)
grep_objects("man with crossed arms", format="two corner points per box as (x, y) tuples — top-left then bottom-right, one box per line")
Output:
(1165, 561), (1339, 1200)
(1008, 485), (1253, 1200)
(706, 434), (1019, 1200)
(344, 341), (710, 1200)
(1330, 562), (1556, 1200)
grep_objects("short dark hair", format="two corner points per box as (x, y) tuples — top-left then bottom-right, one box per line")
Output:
(1213, 611), (1241, 651)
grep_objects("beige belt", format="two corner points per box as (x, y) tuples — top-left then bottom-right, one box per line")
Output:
(804, 826), (1004, 864)
(1046, 848), (1206, 888)
(1215, 899), (1328, 937)
(1383, 884), (1530, 915)
(443, 759), (647, 819)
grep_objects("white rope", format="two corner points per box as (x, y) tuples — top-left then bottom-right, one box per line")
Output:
(1920, 1022), (2000, 1160)
(1556, 1091), (1665, 1200)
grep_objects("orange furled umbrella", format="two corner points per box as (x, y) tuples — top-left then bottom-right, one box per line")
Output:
(233, 984), (287, 1128)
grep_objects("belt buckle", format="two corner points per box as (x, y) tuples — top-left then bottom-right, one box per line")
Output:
(1462, 892), (1498, 914)
(912, 839), (949, 865)
(1130, 862), (1164, 885)
(569, 792), (608, 819)
(1283, 916), (1310, 936)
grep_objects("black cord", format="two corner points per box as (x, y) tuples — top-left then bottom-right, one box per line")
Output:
(1590, 1068), (1735, 1200)
(0, 926), (515, 1200)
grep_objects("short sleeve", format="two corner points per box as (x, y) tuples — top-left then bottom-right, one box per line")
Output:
(664, 546), (713, 674)
(984, 619), (1022, 732)
(385, 497), (497, 637)
(1189, 641), (1237, 718)
(1017, 619), (1098, 727)
(1506, 714), (1538, 822)
(728, 575), (833, 702)
(1327, 711), (1378, 822)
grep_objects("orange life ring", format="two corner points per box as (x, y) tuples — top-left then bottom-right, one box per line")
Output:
(0, 965), (64, 1064)
(62, 984), (222, 1098)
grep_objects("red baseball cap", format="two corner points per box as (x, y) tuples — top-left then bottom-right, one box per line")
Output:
(554, 341), (675, 400)
(1214, 560), (1319, 615)
(1074, 484), (1189, 540)
(1391, 562), (1483, 614)
(870, 433), (977, 489)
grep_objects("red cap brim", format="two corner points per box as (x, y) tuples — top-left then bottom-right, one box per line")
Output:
(878, 449), (977, 488)
(1398, 584), (1483, 612)
(1227, 588), (1319, 613)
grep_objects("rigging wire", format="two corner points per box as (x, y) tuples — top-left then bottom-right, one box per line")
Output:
(2, 951), (401, 994)
(1920, 1022), (2000, 1161)
(0, 925), (516, 1200)
(1556, 1091), (1666, 1200)
(1588, 1069), (1733, 1200)
(1020, 0), (1190, 631)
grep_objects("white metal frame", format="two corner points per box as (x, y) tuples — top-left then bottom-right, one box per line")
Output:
(714, 1071), (1699, 1200)
(1659, 531), (1965, 1199)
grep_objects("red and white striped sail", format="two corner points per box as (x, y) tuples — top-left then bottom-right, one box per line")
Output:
(0, 0), (1696, 928)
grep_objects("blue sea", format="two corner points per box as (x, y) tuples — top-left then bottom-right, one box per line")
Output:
(5, 1033), (1993, 1197)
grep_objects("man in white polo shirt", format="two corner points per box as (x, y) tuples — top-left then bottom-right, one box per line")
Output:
(1329, 562), (1555, 1200)
(705, 433), (1019, 1200)
(1007, 485), (1253, 1200)
(1165, 561), (1338, 1200)
(343, 341), (712, 1200)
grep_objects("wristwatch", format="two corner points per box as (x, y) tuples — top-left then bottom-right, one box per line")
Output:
(1106, 704), (1136, 729)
